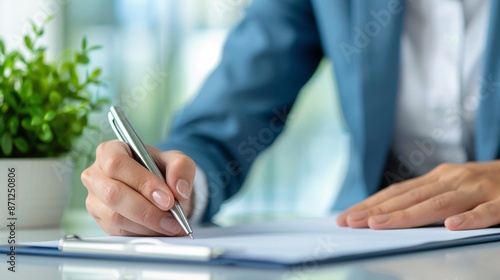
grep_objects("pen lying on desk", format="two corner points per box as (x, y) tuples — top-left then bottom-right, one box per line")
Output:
(108, 105), (194, 239)
(59, 235), (222, 261)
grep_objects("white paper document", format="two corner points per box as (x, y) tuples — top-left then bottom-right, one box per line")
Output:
(37, 215), (500, 265)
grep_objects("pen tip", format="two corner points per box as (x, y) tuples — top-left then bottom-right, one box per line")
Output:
(189, 233), (194, 239)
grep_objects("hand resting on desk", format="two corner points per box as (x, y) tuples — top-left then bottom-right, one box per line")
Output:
(81, 140), (196, 236)
(337, 161), (500, 231)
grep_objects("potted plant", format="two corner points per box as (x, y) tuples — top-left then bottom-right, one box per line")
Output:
(0, 18), (107, 228)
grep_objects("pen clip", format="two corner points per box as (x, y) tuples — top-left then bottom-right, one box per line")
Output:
(108, 109), (127, 143)
(107, 106), (165, 180)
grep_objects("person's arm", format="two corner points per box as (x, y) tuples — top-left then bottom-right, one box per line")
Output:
(158, 0), (323, 222)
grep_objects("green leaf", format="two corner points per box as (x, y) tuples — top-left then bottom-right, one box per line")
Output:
(87, 45), (102, 52)
(24, 35), (33, 50)
(90, 68), (102, 80)
(4, 92), (18, 109)
(31, 115), (43, 126)
(82, 36), (87, 50)
(28, 94), (42, 105)
(44, 14), (55, 25)
(39, 123), (53, 142)
(0, 39), (5, 55)
(36, 46), (47, 53)
(19, 80), (33, 100)
(76, 53), (89, 64)
(80, 115), (88, 126)
(31, 21), (39, 35)
(21, 118), (31, 130)
(49, 91), (62, 106)
(1, 104), (8, 114)
(5, 50), (26, 67)
(97, 97), (110, 105)
(1, 133), (13, 156)
(13, 137), (29, 153)
(71, 121), (83, 134)
(7, 116), (19, 134)
(0, 115), (4, 134)
(44, 111), (57, 122)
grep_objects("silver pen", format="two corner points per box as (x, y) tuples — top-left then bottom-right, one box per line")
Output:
(108, 106), (194, 239)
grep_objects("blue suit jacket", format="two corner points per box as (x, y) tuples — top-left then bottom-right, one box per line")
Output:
(159, 0), (500, 222)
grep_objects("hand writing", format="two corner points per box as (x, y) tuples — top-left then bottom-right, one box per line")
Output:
(82, 140), (196, 236)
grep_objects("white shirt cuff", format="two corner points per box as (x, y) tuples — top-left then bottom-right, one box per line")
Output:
(189, 165), (209, 224)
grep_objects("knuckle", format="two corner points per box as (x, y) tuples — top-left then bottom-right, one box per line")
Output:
(102, 182), (122, 205)
(102, 156), (123, 177)
(459, 166), (477, 179)
(435, 181), (448, 191)
(399, 209), (411, 221)
(85, 197), (99, 220)
(407, 189), (422, 204)
(109, 210), (125, 226)
(386, 183), (405, 196)
(485, 203), (500, 218)
(435, 163), (453, 173)
(117, 229), (134, 236)
(106, 227), (129, 236)
(468, 210), (482, 222)
(96, 142), (107, 157)
(115, 228), (127, 236)
(85, 196), (93, 211)
(369, 205), (388, 216)
(472, 178), (495, 195)
(139, 206), (155, 225)
(80, 168), (91, 187)
(480, 177), (496, 187)
(136, 175), (156, 194)
(430, 193), (453, 212)
(171, 154), (196, 171)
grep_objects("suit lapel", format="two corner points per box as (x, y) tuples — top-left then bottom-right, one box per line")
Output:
(358, 0), (405, 194)
(476, 1), (500, 161)
(313, 0), (405, 198)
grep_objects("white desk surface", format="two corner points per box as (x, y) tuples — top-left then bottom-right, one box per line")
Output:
(1, 209), (500, 279)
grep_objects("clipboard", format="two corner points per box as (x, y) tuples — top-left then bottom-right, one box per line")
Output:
(3, 216), (500, 268)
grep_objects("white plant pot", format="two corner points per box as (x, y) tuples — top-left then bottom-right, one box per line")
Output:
(0, 158), (72, 229)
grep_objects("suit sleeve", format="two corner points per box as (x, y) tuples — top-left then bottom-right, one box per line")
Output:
(157, 0), (323, 222)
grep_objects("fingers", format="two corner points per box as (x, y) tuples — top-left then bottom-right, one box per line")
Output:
(367, 190), (482, 229)
(155, 149), (196, 203)
(96, 141), (195, 213)
(86, 195), (161, 236)
(337, 175), (436, 226)
(83, 140), (197, 237)
(84, 170), (183, 236)
(336, 162), (500, 230)
(96, 141), (176, 212)
(345, 181), (449, 228)
(445, 200), (500, 230)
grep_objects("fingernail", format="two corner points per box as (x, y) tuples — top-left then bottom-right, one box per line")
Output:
(371, 214), (391, 224)
(448, 216), (463, 226)
(152, 190), (170, 208)
(176, 179), (190, 199)
(347, 211), (368, 221)
(160, 216), (181, 235)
